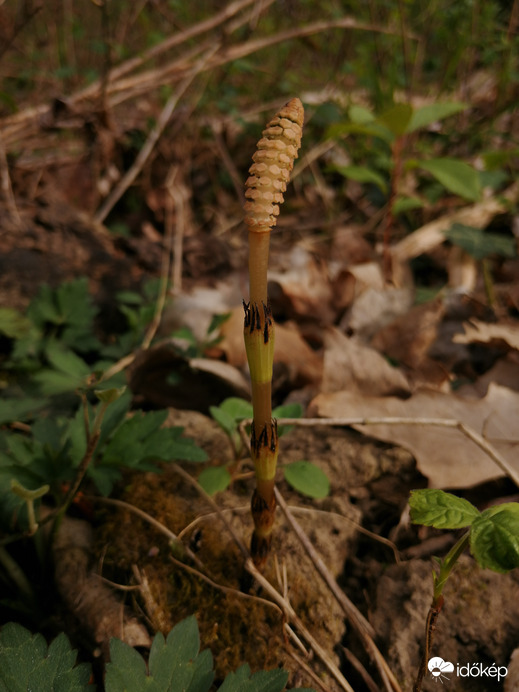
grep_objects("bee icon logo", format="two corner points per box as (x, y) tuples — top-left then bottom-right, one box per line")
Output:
(428, 657), (454, 683)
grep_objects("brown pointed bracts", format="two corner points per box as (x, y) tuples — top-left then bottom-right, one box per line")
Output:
(243, 98), (304, 568)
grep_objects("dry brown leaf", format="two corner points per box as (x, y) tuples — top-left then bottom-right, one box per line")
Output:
(274, 320), (323, 385)
(269, 246), (334, 322)
(321, 327), (410, 397)
(218, 306), (246, 367)
(457, 354), (519, 397)
(309, 382), (519, 488)
(342, 284), (414, 340)
(370, 298), (445, 368)
(453, 319), (519, 351)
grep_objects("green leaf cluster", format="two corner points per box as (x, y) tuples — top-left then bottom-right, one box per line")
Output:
(0, 618), (315, 692)
(410, 489), (519, 574)
(325, 100), (507, 209)
(0, 388), (208, 526)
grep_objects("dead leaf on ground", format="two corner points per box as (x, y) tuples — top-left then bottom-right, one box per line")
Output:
(453, 318), (519, 351)
(269, 245), (334, 323)
(341, 282), (414, 340)
(457, 353), (519, 397)
(321, 327), (410, 397)
(370, 298), (445, 369)
(309, 382), (519, 489)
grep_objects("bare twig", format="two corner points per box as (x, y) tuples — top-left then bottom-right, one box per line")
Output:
(273, 416), (519, 489)
(211, 119), (246, 206)
(94, 45), (218, 223)
(170, 463), (250, 560)
(286, 641), (332, 692)
(1, 12), (416, 150)
(274, 488), (402, 692)
(90, 495), (205, 570)
(168, 553), (282, 616)
(244, 557), (356, 692)
(165, 167), (188, 293)
(0, 133), (21, 226)
(103, 0), (267, 85)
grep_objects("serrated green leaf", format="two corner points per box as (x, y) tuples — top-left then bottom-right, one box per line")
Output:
(106, 616), (214, 692)
(32, 369), (86, 396)
(218, 664), (251, 691)
(283, 461), (330, 499)
(98, 413), (207, 491)
(470, 503), (519, 573)
(418, 158), (481, 201)
(105, 638), (147, 692)
(0, 308), (32, 339)
(95, 388), (132, 448)
(26, 279), (99, 352)
(376, 103), (413, 137)
(116, 290), (143, 305)
(409, 489), (479, 529)
(0, 399), (45, 425)
(444, 223), (516, 260)
(334, 165), (388, 193)
(55, 278), (98, 328)
(218, 665), (289, 692)
(27, 284), (62, 326)
(150, 615), (201, 689)
(0, 623), (92, 692)
(198, 467), (231, 495)
(32, 342), (91, 394)
(406, 102), (467, 133)
(45, 341), (91, 378)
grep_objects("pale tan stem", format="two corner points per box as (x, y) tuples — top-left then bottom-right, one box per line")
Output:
(248, 230), (270, 307)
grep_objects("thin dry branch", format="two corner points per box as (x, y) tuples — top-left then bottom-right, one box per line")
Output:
(275, 416), (519, 488)
(0, 0), (264, 135)
(275, 488), (402, 692)
(90, 495), (205, 570)
(0, 133), (21, 226)
(0, 11), (415, 150)
(94, 45), (218, 223)
(244, 557), (356, 692)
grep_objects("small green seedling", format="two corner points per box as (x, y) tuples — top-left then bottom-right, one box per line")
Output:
(205, 397), (331, 500)
(171, 312), (231, 359)
(409, 488), (519, 691)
